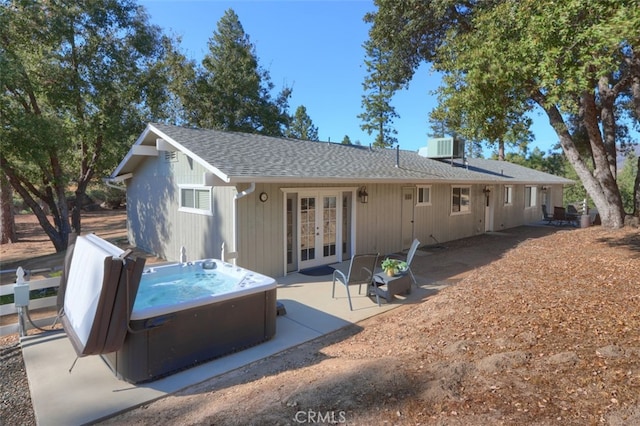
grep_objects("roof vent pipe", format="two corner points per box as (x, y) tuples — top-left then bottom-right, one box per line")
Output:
(396, 145), (400, 168)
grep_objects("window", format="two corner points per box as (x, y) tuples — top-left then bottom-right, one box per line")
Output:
(179, 186), (212, 215)
(451, 186), (470, 214)
(416, 185), (431, 206)
(504, 186), (513, 205)
(525, 186), (537, 208)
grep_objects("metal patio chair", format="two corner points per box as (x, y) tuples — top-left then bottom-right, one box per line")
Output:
(331, 253), (379, 311)
(384, 238), (421, 287)
(541, 204), (554, 224)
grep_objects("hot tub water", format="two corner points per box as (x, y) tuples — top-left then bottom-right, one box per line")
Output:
(134, 269), (236, 311)
(130, 259), (274, 320)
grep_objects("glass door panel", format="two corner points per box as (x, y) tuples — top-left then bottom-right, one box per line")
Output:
(323, 196), (337, 257)
(300, 196), (316, 262)
(298, 192), (340, 269)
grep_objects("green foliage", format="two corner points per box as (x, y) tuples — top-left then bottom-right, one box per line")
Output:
(562, 162), (589, 206)
(618, 153), (639, 213)
(381, 258), (407, 273)
(368, 0), (640, 227)
(358, 38), (400, 148)
(341, 135), (352, 145)
(286, 105), (319, 141)
(0, 0), (170, 250)
(182, 9), (291, 136)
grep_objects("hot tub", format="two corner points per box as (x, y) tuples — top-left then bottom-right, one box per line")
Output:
(101, 259), (277, 383)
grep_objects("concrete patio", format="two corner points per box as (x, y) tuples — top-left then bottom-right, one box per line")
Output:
(21, 224), (560, 425)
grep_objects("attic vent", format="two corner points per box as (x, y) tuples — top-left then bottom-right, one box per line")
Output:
(164, 151), (177, 162)
(419, 137), (465, 159)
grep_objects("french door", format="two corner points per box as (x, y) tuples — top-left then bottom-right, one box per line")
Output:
(298, 192), (339, 269)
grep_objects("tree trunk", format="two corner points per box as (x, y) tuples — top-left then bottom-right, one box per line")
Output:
(1, 172), (17, 244)
(1, 157), (69, 252)
(498, 140), (505, 160)
(535, 95), (625, 228)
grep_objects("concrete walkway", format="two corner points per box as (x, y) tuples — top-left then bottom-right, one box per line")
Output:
(21, 224), (561, 425)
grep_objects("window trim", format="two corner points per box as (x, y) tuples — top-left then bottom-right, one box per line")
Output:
(178, 185), (213, 216)
(525, 185), (538, 208)
(450, 185), (471, 215)
(504, 185), (514, 206)
(416, 185), (432, 206)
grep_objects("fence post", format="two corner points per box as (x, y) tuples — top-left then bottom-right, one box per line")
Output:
(14, 267), (30, 337)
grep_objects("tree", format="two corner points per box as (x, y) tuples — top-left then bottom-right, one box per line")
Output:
(0, 0), (171, 251)
(1, 170), (16, 244)
(358, 38), (400, 148)
(367, 0), (640, 228)
(341, 135), (352, 145)
(618, 152), (639, 214)
(428, 109), (483, 158)
(183, 9), (291, 136)
(285, 105), (319, 141)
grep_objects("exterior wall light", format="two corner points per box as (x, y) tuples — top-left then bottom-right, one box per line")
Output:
(358, 186), (369, 204)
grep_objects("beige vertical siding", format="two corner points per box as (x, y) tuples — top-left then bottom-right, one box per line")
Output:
(236, 183), (285, 278)
(128, 157), (564, 277)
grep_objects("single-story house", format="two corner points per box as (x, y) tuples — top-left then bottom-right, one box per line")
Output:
(110, 123), (572, 278)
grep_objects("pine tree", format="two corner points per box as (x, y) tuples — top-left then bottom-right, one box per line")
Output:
(285, 106), (319, 141)
(358, 39), (400, 148)
(191, 9), (291, 136)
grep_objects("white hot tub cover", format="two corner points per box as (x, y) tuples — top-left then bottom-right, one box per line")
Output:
(60, 234), (145, 356)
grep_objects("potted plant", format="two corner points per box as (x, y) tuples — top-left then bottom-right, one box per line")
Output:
(381, 258), (408, 277)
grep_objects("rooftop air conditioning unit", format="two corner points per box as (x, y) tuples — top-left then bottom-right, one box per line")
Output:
(418, 137), (465, 159)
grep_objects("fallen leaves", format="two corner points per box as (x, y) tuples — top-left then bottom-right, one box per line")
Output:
(101, 225), (640, 426)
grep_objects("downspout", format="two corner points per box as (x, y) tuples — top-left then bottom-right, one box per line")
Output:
(234, 182), (256, 200)
(232, 182), (256, 264)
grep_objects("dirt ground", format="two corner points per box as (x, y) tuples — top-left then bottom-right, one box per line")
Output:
(2, 211), (640, 425)
(0, 209), (129, 271)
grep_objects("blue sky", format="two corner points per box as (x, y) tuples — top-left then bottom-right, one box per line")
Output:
(139, 0), (561, 156)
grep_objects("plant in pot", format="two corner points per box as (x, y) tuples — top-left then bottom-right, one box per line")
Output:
(381, 258), (408, 277)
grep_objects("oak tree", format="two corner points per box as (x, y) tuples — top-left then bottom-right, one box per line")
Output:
(367, 0), (640, 228)
(0, 0), (171, 251)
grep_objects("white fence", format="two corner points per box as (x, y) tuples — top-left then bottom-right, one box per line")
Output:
(0, 275), (60, 336)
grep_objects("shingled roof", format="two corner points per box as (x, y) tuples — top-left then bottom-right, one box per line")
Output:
(112, 123), (572, 186)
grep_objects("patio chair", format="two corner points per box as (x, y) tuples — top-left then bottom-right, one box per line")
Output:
(384, 238), (421, 286)
(331, 253), (379, 311)
(553, 206), (568, 226)
(566, 205), (580, 226)
(541, 204), (554, 224)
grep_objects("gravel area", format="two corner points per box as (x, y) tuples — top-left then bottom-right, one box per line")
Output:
(1, 339), (36, 425)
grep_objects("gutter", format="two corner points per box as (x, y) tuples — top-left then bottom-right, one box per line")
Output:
(102, 174), (131, 191)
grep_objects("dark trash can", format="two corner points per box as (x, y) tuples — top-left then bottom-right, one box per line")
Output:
(580, 215), (590, 228)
